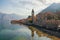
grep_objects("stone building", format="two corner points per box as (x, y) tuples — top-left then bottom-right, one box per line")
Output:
(26, 9), (37, 24)
(32, 9), (34, 24)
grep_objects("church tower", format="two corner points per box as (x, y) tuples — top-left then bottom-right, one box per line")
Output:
(32, 9), (34, 24)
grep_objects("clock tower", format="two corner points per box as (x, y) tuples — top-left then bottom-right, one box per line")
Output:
(32, 9), (34, 24)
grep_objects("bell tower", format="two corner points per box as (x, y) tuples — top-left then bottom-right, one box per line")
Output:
(32, 9), (34, 24)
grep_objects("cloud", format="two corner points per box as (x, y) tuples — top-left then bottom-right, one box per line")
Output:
(38, 0), (46, 3)
(38, 0), (60, 5)
(0, 0), (53, 16)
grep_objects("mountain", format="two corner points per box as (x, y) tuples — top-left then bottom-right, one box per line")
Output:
(0, 13), (23, 29)
(40, 3), (60, 13)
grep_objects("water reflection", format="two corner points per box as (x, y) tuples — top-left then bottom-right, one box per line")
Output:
(27, 26), (52, 40)
(11, 22), (60, 40)
(27, 26), (60, 40)
(0, 21), (60, 40)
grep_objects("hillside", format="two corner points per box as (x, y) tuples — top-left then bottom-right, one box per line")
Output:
(39, 3), (60, 13)
(0, 13), (23, 29)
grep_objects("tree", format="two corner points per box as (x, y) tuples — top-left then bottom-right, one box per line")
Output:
(47, 15), (53, 20)
(58, 16), (60, 20)
(28, 20), (32, 23)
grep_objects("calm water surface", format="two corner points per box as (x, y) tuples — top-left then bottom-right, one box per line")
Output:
(0, 21), (59, 40)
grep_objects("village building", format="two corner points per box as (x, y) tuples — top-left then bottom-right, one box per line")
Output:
(36, 11), (60, 29)
(26, 9), (36, 24)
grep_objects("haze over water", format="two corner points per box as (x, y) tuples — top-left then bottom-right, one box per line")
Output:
(0, 19), (53, 40)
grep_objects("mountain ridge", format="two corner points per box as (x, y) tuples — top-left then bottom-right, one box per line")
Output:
(39, 3), (60, 14)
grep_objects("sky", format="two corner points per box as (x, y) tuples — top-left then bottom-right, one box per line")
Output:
(0, 0), (60, 16)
